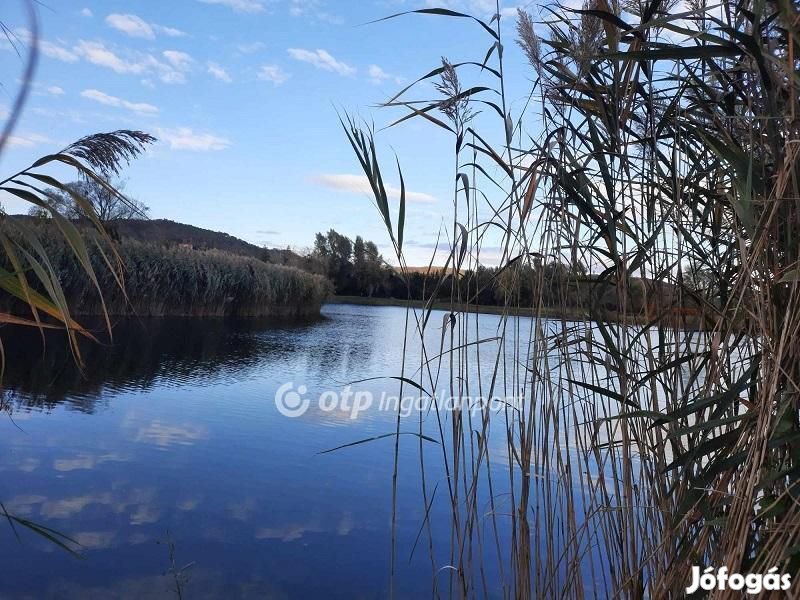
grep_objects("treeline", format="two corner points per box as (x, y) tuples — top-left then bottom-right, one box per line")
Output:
(312, 229), (707, 324)
(310, 228), (587, 305)
(312, 230), (385, 296)
(312, 230), (595, 307)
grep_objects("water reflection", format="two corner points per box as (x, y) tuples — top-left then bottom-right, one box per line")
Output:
(0, 306), (460, 599)
(0, 317), (326, 411)
(0, 304), (626, 598)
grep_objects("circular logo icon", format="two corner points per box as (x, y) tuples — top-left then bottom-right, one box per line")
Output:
(274, 382), (310, 417)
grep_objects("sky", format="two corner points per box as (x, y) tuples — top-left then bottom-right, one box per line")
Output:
(0, 0), (539, 265)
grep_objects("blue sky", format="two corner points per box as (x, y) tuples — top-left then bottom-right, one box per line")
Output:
(0, 0), (536, 265)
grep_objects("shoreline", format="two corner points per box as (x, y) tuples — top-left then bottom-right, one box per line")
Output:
(325, 295), (708, 328)
(327, 295), (594, 320)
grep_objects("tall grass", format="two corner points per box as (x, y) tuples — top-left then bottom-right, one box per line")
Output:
(6, 224), (331, 318)
(0, 2), (158, 554)
(347, 1), (800, 597)
(1, 4), (155, 362)
(0, 130), (154, 359)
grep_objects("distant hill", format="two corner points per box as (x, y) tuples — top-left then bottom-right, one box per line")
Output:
(112, 219), (265, 255)
(106, 219), (325, 274)
(10, 216), (325, 274)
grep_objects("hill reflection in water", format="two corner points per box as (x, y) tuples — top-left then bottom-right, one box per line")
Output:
(0, 316), (326, 412)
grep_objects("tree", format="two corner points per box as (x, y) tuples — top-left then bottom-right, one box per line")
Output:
(361, 240), (385, 297)
(353, 235), (367, 289)
(33, 178), (149, 221)
(313, 230), (386, 295)
(312, 229), (354, 291)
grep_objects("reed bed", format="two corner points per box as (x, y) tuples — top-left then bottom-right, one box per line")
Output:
(6, 224), (332, 318)
(346, 1), (800, 598)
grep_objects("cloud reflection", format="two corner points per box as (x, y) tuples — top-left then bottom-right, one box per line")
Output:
(53, 453), (127, 472)
(42, 493), (112, 519)
(177, 497), (202, 511)
(73, 530), (117, 550)
(17, 457), (40, 472)
(134, 421), (209, 448)
(254, 511), (356, 542)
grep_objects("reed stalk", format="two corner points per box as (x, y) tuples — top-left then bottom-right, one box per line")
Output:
(346, 1), (800, 597)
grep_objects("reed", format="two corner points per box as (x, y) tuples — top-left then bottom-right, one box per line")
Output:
(346, 1), (800, 597)
(0, 3), (157, 554)
(9, 224), (331, 318)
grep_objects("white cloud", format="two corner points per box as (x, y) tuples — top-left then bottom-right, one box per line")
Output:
(163, 50), (193, 70)
(312, 174), (437, 203)
(237, 42), (265, 54)
(289, 0), (314, 16)
(7, 133), (53, 148)
(368, 64), (389, 83)
(46, 85), (65, 96)
(258, 64), (289, 85)
(72, 42), (191, 84)
(40, 40), (79, 62)
(288, 0), (343, 23)
(106, 14), (155, 39)
(74, 40), (144, 73)
(287, 48), (354, 76)
(81, 89), (159, 115)
(106, 14), (187, 40)
(198, 0), (266, 13)
(367, 64), (402, 86)
(155, 51), (193, 84)
(207, 62), (232, 82)
(2, 31), (182, 85)
(1, 29), (78, 62)
(80, 8), (93, 17)
(155, 25), (186, 38)
(157, 128), (231, 151)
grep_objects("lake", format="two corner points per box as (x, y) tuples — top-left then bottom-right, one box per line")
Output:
(0, 304), (551, 599)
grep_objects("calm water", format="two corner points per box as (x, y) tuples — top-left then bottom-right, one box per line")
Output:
(0, 304), (536, 599)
